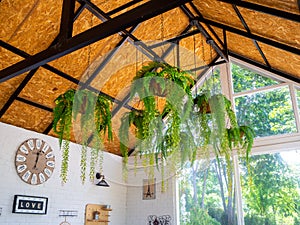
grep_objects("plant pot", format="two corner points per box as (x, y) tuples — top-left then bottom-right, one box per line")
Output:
(149, 78), (168, 97)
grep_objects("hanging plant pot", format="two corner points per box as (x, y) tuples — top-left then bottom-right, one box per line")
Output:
(149, 77), (168, 97)
(193, 94), (211, 114)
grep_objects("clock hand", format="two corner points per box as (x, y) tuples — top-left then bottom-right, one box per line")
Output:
(33, 151), (40, 169)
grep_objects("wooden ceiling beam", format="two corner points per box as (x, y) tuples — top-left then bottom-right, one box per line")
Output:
(16, 97), (53, 112)
(0, 40), (135, 111)
(219, 0), (300, 23)
(0, 0), (191, 83)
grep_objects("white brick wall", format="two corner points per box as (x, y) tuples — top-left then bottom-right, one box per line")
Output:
(0, 122), (178, 225)
(0, 122), (126, 225)
(125, 160), (178, 225)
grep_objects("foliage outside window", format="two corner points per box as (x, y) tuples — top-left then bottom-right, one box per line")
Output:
(179, 159), (237, 225)
(232, 63), (297, 137)
(234, 86), (297, 137)
(240, 151), (300, 225)
(178, 61), (300, 225)
(231, 63), (280, 93)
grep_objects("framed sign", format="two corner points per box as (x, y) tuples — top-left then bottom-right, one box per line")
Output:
(143, 178), (156, 200)
(12, 195), (48, 214)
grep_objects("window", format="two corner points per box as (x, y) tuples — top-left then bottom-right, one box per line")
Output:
(234, 86), (297, 137)
(177, 59), (300, 225)
(240, 150), (300, 225)
(178, 159), (237, 225)
(232, 63), (297, 137)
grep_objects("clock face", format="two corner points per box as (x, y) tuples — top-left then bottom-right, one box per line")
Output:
(15, 138), (55, 185)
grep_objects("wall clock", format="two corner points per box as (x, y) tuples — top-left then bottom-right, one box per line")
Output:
(15, 138), (55, 185)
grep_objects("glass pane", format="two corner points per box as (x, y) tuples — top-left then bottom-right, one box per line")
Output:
(178, 159), (237, 225)
(296, 88), (300, 116)
(231, 63), (279, 93)
(240, 150), (300, 225)
(235, 86), (297, 137)
(196, 67), (221, 96)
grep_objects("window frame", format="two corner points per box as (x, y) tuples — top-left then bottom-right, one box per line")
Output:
(176, 56), (300, 225)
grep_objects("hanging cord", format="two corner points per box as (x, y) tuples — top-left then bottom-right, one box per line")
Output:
(210, 44), (217, 95)
(201, 34), (205, 64)
(193, 34), (198, 95)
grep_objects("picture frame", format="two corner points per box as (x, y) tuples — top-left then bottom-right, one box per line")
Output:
(143, 178), (156, 200)
(12, 195), (48, 214)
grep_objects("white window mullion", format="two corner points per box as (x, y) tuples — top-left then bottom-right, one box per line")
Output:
(233, 155), (245, 225)
(219, 62), (233, 100)
(289, 84), (300, 132)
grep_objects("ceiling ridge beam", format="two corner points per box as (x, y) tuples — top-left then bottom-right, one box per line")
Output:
(0, 0), (191, 83)
(219, 0), (300, 23)
(229, 51), (300, 83)
(232, 5), (271, 67)
(196, 17), (300, 56)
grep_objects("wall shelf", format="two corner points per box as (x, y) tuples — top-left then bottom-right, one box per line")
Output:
(85, 204), (112, 225)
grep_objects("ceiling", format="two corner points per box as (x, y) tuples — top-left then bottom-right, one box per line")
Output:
(0, 0), (299, 156)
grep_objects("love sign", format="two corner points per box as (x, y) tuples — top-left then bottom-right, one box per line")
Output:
(12, 195), (48, 214)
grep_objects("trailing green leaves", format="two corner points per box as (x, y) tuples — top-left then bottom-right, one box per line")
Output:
(53, 89), (112, 183)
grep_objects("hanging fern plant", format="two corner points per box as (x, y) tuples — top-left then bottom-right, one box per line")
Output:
(53, 89), (75, 183)
(119, 61), (195, 178)
(53, 89), (112, 183)
(193, 91), (255, 194)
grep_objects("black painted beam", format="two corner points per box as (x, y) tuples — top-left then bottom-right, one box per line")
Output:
(0, 3), (86, 119)
(0, 69), (38, 117)
(149, 28), (198, 49)
(58, 0), (76, 42)
(219, 0), (300, 23)
(196, 17), (300, 56)
(0, 0), (191, 83)
(187, 2), (225, 47)
(81, 25), (139, 89)
(82, 0), (163, 62)
(232, 5), (270, 67)
(44, 122), (54, 134)
(16, 97), (53, 112)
